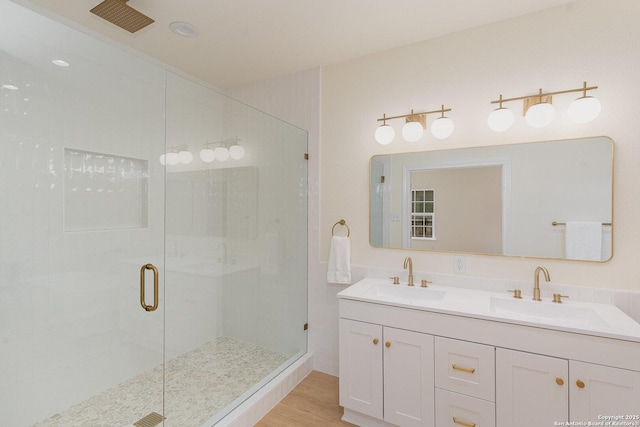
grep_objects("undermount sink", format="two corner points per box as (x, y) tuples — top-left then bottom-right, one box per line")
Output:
(489, 296), (610, 329)
(363, 282), (445, 303)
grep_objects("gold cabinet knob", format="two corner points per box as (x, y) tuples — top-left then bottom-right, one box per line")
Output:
(556, 377), (564, 386)
(385, 341), (391, 348)
(373, 338), (379, 345)
(576, 379), (586, 389)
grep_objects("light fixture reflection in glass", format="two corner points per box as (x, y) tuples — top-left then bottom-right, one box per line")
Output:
(159, 154), (166, 165)
(2, 84), (18, 90)
(165, 152), (180, 166)
(568, 96), (601, 123)
(200, 148), (215, 163)
(178, 150), (193, 164)
(488, 107), (515, 132)
(213, 146), (229, 161)
(402, 121), (423, 143)
(375, 124), (395, 145)
(229, 145), (245, 159)
(52, 59), (70, 67)
(525, 102), (555, 128)
(430, 117), (454, 139)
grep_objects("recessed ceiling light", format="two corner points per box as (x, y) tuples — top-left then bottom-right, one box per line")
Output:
(52, 59), (70, 67)
(170, 21), (198, 37)
(2, 84), (19, 90)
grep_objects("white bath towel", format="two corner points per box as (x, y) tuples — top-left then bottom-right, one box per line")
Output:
(327, 235), (351, 284)
(565, 221), (603, 261)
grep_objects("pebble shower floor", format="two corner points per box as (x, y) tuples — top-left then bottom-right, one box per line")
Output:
(32, 337), (289, 427)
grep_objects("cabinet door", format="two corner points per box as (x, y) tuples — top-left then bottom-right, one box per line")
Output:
(339, 319), (383, 419)
(496, 348), (568, 427)
(570, 360), (640, 421)
(384, 327), (435, 427)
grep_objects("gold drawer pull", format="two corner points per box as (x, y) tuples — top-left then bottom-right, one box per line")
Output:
(576, 379), (585, 389)
(452, 364), (476, 374)
(556, 377), (564, 386)
(453, 417), (476, 427)
(385, 341), (391, 348)
(373, 338), (379, 345)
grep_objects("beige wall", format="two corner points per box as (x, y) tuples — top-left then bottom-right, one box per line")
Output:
(321, 0), (640, 290)
(410, 167), (503, 253)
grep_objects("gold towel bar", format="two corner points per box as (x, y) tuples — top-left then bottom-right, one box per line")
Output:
(552, 221), (612, 226)
(331, 219), (350, 237)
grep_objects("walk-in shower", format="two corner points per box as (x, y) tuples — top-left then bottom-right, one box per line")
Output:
(0, 1), (308, 426)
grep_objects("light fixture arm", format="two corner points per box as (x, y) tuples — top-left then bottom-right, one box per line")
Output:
(202, 137), (241, 148)
(490, 81), (598, 105)
(376, 106), (452, 123)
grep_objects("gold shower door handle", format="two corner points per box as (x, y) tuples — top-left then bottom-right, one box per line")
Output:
(140, 263), (159, 312)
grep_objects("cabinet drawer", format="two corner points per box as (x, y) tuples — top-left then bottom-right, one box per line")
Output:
(435, 337), (495, 401)
(436, 388), (495, 427)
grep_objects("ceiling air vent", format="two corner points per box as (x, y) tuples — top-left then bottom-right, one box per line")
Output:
(90, 0), (154, 33)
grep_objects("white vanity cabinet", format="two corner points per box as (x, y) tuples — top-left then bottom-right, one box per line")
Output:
(569, 360), (640, 420)
(338, 279), (640, 427)
(339, 318), (435, 427)
(496, 348), (640, 426)
(496, 348), (568, 427)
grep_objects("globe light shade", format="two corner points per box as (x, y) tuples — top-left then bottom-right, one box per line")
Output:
(199, 148), (215, 163)
(525, 102), (556, 128)
(374, 124), (395, 145)
(488, 107), (515, 132)
(402, 121), (424, 143)
(229, 144), (245, 159)
(165, 152), (180, 166)
(430, 117), (454, 140)
(214, 146), (230, 161)
(568, 96), (601, 124)
(178, 150), (193, 164)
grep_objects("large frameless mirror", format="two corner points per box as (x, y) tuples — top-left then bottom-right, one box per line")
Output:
(370, 136), (613, 262)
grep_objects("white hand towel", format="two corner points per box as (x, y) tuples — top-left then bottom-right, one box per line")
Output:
(327, 235), (351, 284)
(565, 221), (603, 261)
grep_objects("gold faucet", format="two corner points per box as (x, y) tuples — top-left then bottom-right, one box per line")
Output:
(533, 266), (551, 301)
(403, 257), (414, 286)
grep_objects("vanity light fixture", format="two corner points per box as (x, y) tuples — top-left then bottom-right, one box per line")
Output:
(489, 82), (600, 131)
(374, 114), (395, 145)
(525, 89), (555, 128)
(199, 147), (215, 163)
(160, 146), (192, 165)
(177, 148), (193, 164)
(487, 95), (515, 132)
(430, 105), (455, 139)
(199, 137), (245, 163)
(375, 105), (453, 144)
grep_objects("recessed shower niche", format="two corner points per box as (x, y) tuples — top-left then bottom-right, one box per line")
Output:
(63, 148), (149, 231)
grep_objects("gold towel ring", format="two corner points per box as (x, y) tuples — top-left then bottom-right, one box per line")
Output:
(332, 219), (350, 237)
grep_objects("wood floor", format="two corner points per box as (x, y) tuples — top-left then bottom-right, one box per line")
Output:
(256, 371), (357, 427)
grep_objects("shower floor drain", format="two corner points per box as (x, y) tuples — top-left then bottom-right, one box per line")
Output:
(133, 412), (165, 427)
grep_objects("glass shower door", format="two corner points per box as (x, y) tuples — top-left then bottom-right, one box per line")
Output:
(163, 72), (308, 426)
(0, 2), (166, 426)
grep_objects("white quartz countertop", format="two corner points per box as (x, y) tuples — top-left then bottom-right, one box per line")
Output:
(337, 277), (640, 343)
